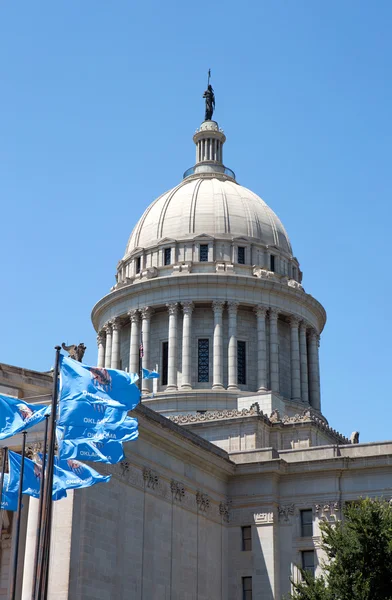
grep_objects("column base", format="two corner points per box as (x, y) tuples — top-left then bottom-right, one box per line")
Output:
(227, 385), (239, 391)
(257, 386), (268, 392)
(212, 384), (224, 390)
(166, 385), (178, 392)
(181, 385), (192, 391)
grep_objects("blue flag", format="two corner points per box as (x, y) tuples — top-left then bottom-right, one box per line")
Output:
(0, 395), (50, 440)
(58, 356), (140, 428)
(8, 451), (67, 501)
(54, 457), (111, 490)
(142, 368), (159, 380)
(1, 474), (18, 511)
(61, 416), (139, 443)
(57, 426), (125, 464)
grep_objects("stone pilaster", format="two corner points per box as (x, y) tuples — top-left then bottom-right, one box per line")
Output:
(289, 316), (301, 401)
(104, 322), (112, 368)
(254, 306), (268, 391)
(269, 309), (280, 393)
(128, 309), (140, 376)
(111, 318), (121, 370)
(141, 307), (154, 393)
(212, 301), (225, 390)
(97, 331), (106, 368)
(166, 303), (179, 391)
(299, 321), (309, 403)
(227, 302), (239, 390)
(181, 302), (194, 390)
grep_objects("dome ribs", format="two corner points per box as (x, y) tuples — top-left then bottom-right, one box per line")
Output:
(189, 179), (203, 234)
(157, 181), (186, 240)
(230, 182), (253, 238)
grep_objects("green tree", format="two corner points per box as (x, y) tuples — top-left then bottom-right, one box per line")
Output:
(289, 498), (392, 600)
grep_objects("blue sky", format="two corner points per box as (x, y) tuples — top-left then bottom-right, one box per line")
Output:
(1, 1), (391, 443)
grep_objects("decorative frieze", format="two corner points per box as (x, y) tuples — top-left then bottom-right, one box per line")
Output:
(314, 501), (340, 522)
(219, 501), (231, 523)
(196, 492), (210, 512)
(143, 467), (159, 490)
(171, 480), (185, 501)
(278, 503), (295, 523)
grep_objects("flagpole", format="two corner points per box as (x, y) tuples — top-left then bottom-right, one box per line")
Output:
(10, 431), (27, 600)
(32, 414), (49, 599)
(0, 446), (7, 531)
(139, 330), (143, 392)
(35, 345), (61, 599)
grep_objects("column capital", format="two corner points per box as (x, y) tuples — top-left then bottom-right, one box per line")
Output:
(289, 315), (301, 328)
(140, 306), (154, 320)
(111, 317), (121, 331)
(181, 301), (194, 315)
(254, 305), (268, 318)
(299, 320), (309, 332)
(97, 331), (106, 345)
(104, 321), (113, 334)
(269, 308), (279, 319)
(166, 302), (179, 316)
(227, 301), (239, 315)
(212, 300), (225, 314)
(128, 309), (140, 323)
(308, 327), (319, 340)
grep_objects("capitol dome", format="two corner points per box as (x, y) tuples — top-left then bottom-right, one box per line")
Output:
(126, 177), (292, 256)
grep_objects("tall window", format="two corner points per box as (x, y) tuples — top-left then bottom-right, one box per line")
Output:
(301, 550), (315, 577)
(242, 577), (252, 600)
(135, 256), (141, 274)
(199, 244), (209, 262)
(237, 341), (246, 385)
(270, 254), (275, 272)
(161, 341), (168, 386)
(164, 247), (171, 266)
(242, 526), (252, 551)
(198, 339), (209, 382)
(300, 510), (313, 537)
(238, 246), (245, 264)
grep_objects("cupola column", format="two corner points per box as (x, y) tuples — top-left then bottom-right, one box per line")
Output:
(299, 321), (309, 403)
(97, 331), (106, 368)
(289, 316), (301, 401)
(212, 301), (225, 390)
(141, 307), (154, 393)
(181, 302), (194, 390)
(227, 302), (239, 390)
(308, 329), (321, 411)
(104, 322), (113, 368)
(166, 303), (179, 391)
(254, 306), (268, 391)
(111, 318), (121, 370)
(128, 310), (140, 376)
(269, 309), (280, 393)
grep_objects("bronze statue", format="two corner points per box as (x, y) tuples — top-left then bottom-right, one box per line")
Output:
(203, 69), (215, 121)
(62, 342), (87, 362)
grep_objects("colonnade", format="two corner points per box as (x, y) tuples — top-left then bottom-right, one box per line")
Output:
(97, 303), (321, 409)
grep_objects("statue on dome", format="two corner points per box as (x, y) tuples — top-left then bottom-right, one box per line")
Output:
(203, 69), (215, 121)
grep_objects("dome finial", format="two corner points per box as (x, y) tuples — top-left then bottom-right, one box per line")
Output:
(203, 69), (215, 121)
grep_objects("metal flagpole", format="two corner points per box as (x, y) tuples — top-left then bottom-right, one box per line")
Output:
(0, 446), (8, 531)
(35, 345), (61, 599)
(139, 330), (143, 392)
(32, 414), (49, 599)
(10, 431), (27, 600)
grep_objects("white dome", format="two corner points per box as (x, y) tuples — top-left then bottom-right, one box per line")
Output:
(126, 176), (292, 256)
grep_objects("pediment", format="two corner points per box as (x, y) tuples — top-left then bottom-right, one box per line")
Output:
(193, 233), (215, 240)
(158, 237), (177, 245)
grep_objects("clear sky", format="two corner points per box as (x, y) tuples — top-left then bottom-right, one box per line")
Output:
(1, 1), (391, 443)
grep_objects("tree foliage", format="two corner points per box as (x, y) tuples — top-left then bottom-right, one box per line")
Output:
(289, 498), (392, 600)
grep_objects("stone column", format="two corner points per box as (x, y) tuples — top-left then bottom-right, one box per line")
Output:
(289, 316), (301, 401)
(140, 307), (154, 393)
(97, 330), (106, 368)
(227, 302), (239, 390)
(299, 321), (309, 403)
(269, 309), (280, 393)
(166, 303), (179, 391)
(104, 322), (112, 368)
(254, 306), (268, 391)
(128, 309), (140, 376)
(308, 329), (321, 411)
(181, 302), (194, 390)
(111, 318), (121, 370)
(212, 301), (225, 390)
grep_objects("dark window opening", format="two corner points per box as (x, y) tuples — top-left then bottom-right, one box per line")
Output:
(164, 248), (171, 266)
(300, 510), (313, 537)
(242, 576), (252, 600)
(135, 256), (141, 274)
(198, 339), (209, 382)
(162, 341), (168, 386)
(270, 254), (275, 272)
(238, 246), (245, 264)
(242, 526), (252, 551)
(237, 341), (246, 385)
(302, 550), (315, 578)
(199, 244), (209, 262)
